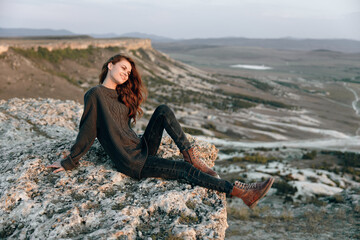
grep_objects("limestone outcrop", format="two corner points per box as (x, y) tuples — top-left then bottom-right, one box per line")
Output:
(0, 37), (152, 54)
(0, 98), (227, 239)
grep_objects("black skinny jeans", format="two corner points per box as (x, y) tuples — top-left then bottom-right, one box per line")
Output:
(140, 104), (233, 194)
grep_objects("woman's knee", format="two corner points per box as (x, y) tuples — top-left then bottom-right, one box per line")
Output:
(154, 104), (173, 115)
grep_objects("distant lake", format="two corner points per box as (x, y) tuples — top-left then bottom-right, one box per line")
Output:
(230, 64), (273, 70)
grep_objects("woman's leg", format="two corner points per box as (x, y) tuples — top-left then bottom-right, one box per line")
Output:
(140, 155), (233, 194)
(141, 156), (274, 209)
(142, 104), (191, 156)
(142, 104), (220, 178)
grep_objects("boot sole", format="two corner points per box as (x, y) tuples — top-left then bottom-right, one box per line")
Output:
(248, 177), (274, 209)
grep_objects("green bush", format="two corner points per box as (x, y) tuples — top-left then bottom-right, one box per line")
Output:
(319, 151), (360, 177)
(218, 74), (274, 91)
(178, 213), (199, 224)
(229, 153), (276, 164)
(183, 127), (204, 135)
(215, 89), (293, 109)
(273, 180), (297, 196)
(202, 123), (217, 131)
(302, 150), (317, 160)
(11, 45), (98, 64)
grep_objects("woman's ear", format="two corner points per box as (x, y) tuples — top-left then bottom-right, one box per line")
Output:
(107, 62), (113, 70)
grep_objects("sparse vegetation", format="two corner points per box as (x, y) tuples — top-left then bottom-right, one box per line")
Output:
(273, 180), (297, 197)
(219, 74), (274, 91)
(314, 151), (360, 179)
(185, 200), (196, 210)
(327, 194), (345, 204)
(178, 212), (199, 224)
(202, 122), (217, 131)
(254, 147), (272, 152)
(302, 150), (317, 160)
(215, 89), (293, 109)
(143, 75), (175, 87)
(228, 153), (276, 164)
(104, 188), (117, 198)
(183, 127), (204, 135)
(11, 46), (99, 65)
(137, 48), (152, 61)
(71, 192), (85, 201)
(146, 85), (255, 111)
(111, 202), (127, 210)
(275, 81), (301, 90)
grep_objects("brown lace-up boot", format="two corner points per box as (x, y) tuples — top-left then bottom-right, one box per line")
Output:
(230, 178), (274, 209)
(181, 147), (220, 179)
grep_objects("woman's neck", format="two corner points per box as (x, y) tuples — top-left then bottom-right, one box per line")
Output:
(102, 78), (117, 90)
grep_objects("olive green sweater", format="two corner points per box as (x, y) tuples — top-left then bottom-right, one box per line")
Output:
(61, 85), (148, 179)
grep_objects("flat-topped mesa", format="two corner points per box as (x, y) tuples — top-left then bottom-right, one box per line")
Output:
(0, 36), (152, 54)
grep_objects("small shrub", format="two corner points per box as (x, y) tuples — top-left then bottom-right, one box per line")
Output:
(178, 213), (199, 224)
(185, 200), (196, 210)
(227, 206), (250, 220)
(306, 196), (327, 206)
(284, 173), (295, 181)
(71, 192), (85, 201)
(302, 150), (317, 160)
(11, 45), (98, 65)
(254, 147), (271, 152)
(229, 153), (276, 164)
(84, 202), (100, 210)
(104, 188), (117, 198)
(328, 194), (345, 203)
(111, 202), (126, 211)
(219, 148), (239, 155)
(273, 180), (297, 196)
(279, 209), (294, 221)
(202, 123), (217, 131)
(307, 176), (318, 183)
(183, 127), (204, 136)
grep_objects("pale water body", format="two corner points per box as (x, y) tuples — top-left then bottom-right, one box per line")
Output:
(230, 64), (272, 70)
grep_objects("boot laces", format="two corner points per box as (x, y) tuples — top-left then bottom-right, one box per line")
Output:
(234, 181), (259, 190)
(190, 147), (207, 168)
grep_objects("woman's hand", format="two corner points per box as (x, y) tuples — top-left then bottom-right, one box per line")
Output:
(46, 160), (65, 173)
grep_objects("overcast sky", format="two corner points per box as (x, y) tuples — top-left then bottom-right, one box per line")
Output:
(1, 0), (359, 40)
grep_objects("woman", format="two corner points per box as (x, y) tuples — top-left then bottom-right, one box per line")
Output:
(47, 54), (274, 209)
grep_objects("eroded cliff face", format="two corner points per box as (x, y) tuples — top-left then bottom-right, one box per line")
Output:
(0, 98), (227, 239)
(0, 37), (152, 54)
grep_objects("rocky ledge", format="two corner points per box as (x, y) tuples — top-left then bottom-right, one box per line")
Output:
(0, 98), (227, 239)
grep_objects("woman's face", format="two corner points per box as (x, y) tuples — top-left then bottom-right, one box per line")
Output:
(108, 59), (132, 85)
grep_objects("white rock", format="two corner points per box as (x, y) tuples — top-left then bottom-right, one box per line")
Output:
(0, 98), (227, 239)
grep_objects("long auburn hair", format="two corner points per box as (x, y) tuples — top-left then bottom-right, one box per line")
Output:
(99, 54), (147, 123)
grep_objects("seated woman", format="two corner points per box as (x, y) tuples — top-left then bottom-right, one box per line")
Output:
(47, 54), (274, 209)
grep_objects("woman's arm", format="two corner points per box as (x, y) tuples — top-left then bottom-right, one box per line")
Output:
(47, 90), (98, 172)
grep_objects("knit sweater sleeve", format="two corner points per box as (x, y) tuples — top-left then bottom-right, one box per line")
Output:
(61, 90), (98, 170)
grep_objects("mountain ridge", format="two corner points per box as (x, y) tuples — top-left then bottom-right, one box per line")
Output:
(1, 27), (359, 52)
